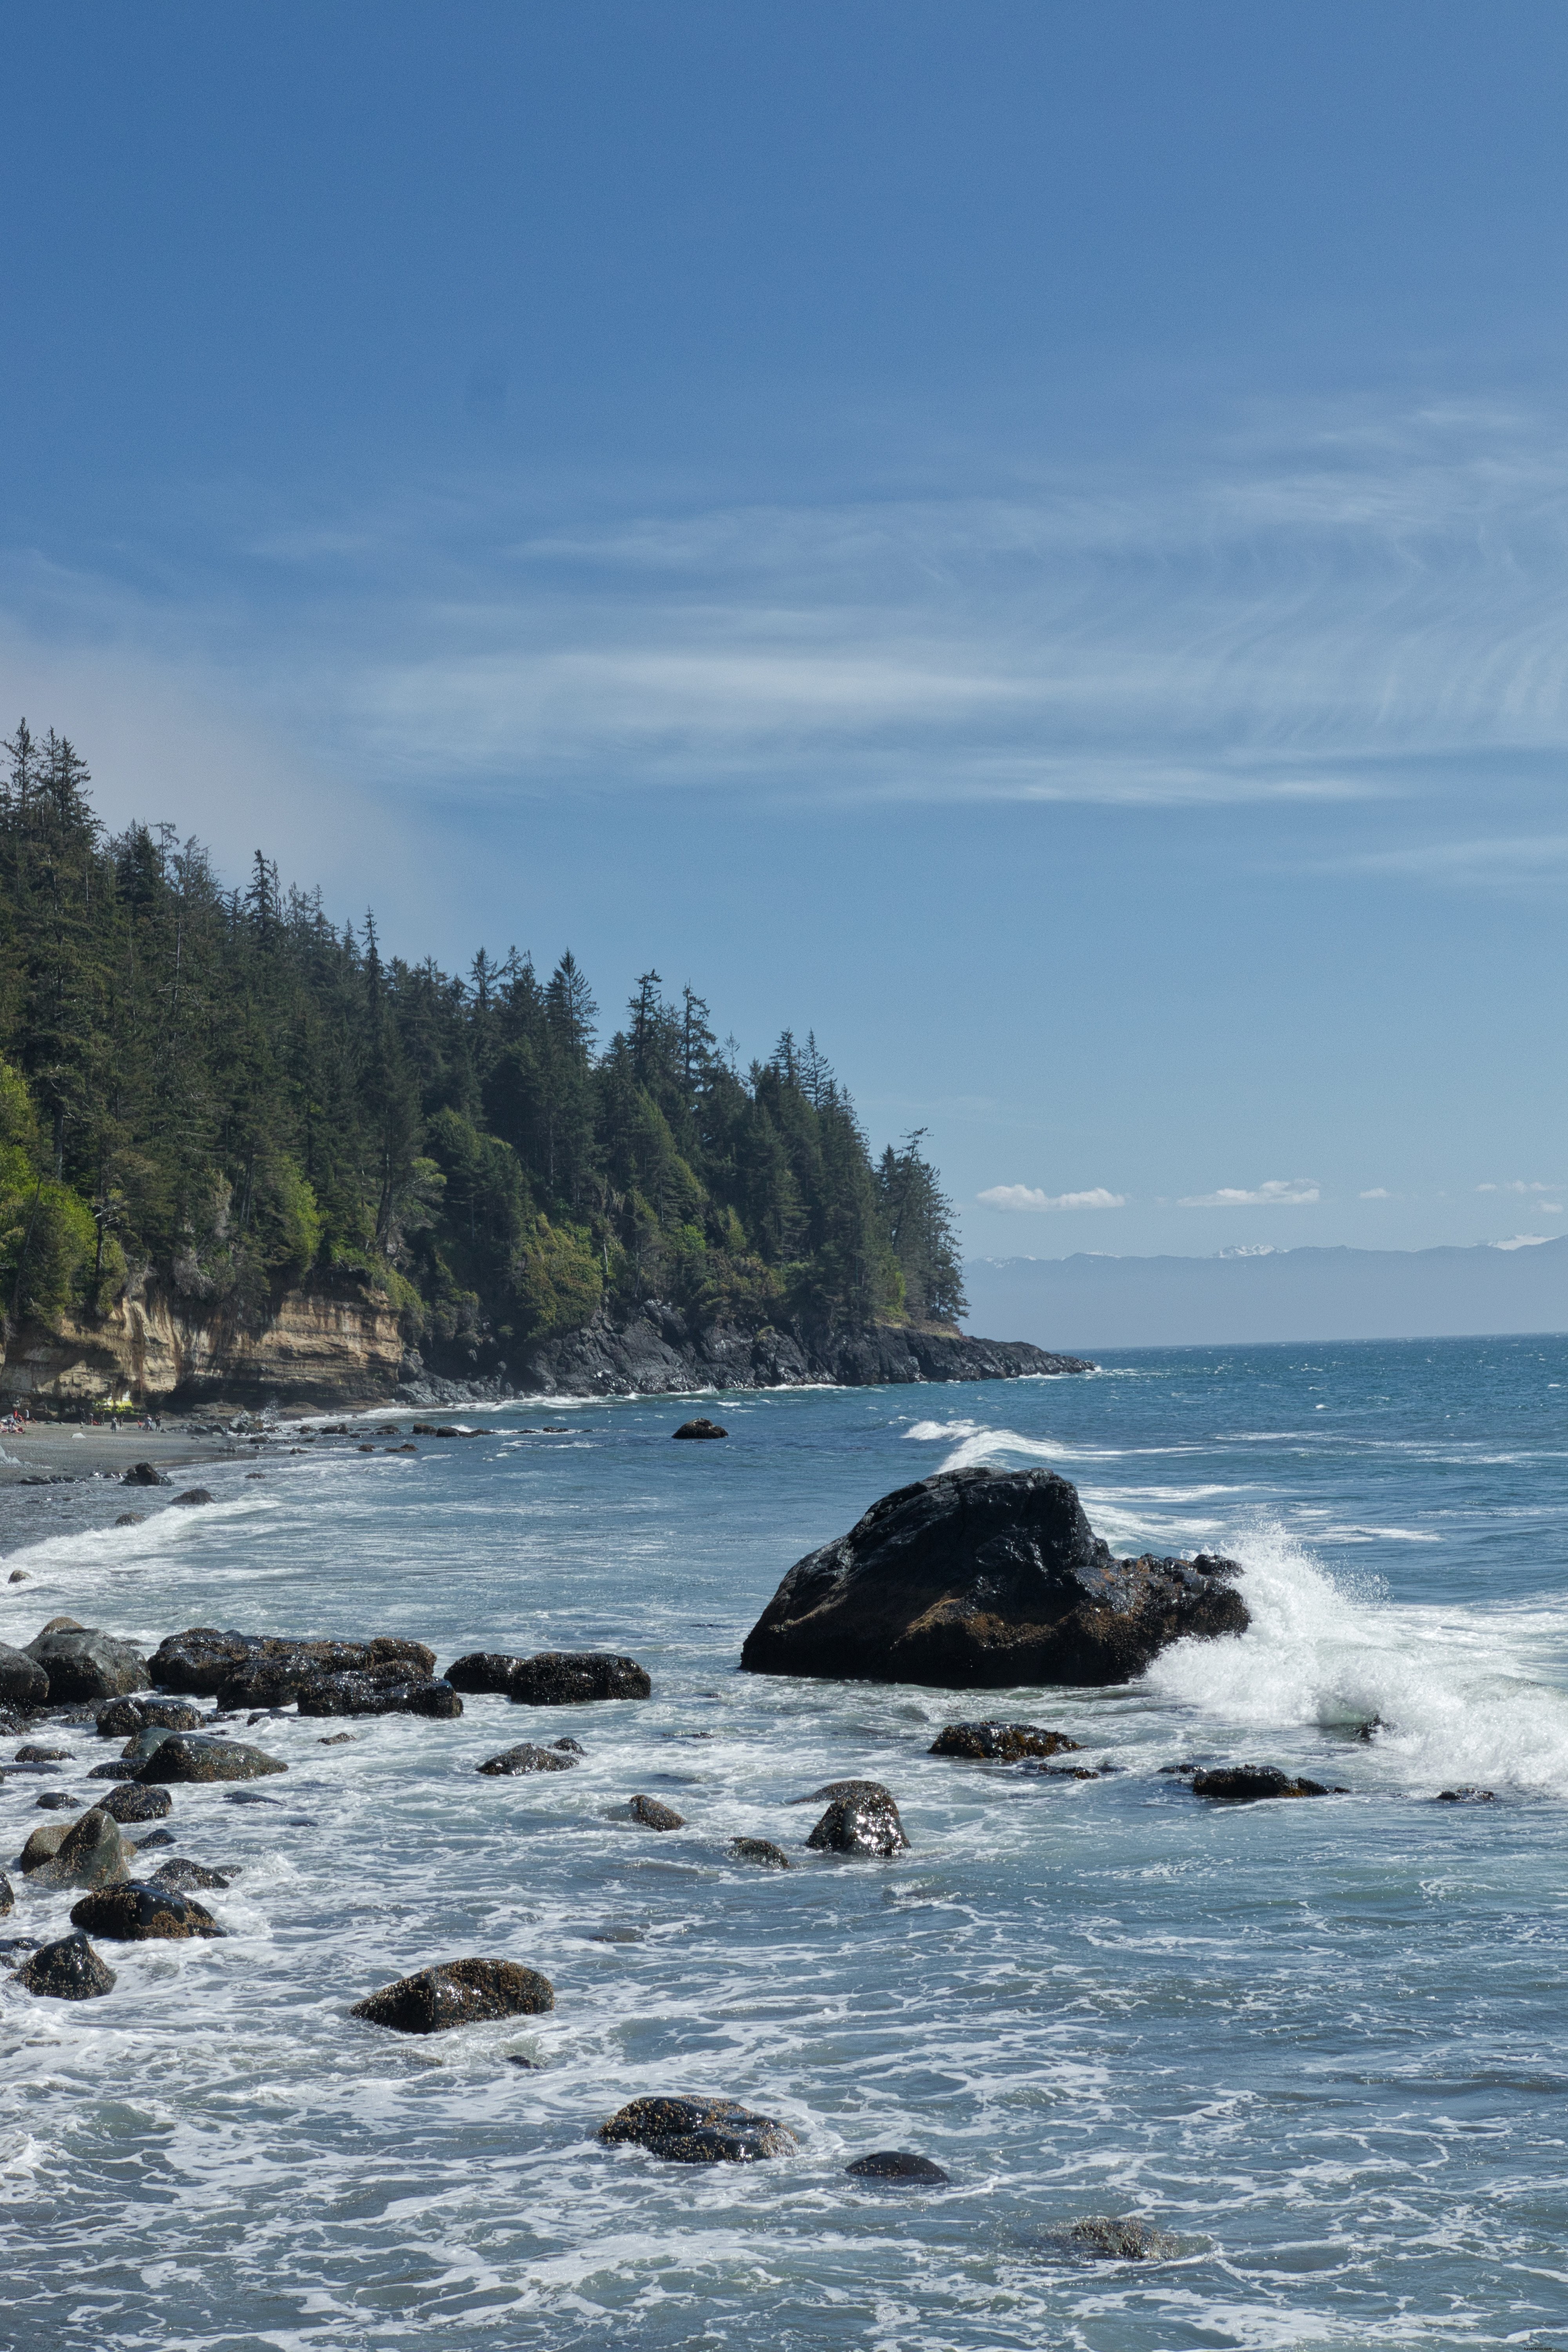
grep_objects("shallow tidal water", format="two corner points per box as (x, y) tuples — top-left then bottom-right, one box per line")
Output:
(2, 1335), (1567, 2352)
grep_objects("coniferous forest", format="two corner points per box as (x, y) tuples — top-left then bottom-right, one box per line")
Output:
(0, 724), (966, 1375)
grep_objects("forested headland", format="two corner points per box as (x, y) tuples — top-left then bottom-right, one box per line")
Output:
(0, 723), (966, 1385)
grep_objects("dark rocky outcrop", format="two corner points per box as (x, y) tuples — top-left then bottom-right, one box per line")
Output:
(508, 1653), (651, 1706)
(294, 1670), (461, 1719)
(728, 1837), (791, 1869)
(23, 1627), (151, 1703)
(598, 2095), (798, 2163)
(122, 1462), (171, 1487)
(147, 1627), (434, 1702)
(21, 1808), (131, 1889)
(151, 1859), (232, 1891)
(87, 1759), (140, 1781)
(846, 2151), (949, 2182)
(628, 1794), (684, 1830)
(114, 1512), (145, 1527)
(11, 1930), (116, 1999)
(350, 1956), (554, 2034)
(804, 1782), (909, 1857)
(929, 1722), (1083, 1761)
(137, 1735), (287, 1784)
(96, 1784), (174, 1824)
(69, 1883), (224, 1940)
(171, 1488), (214, 1507)
(742, 1468), (1247, 1689)
(96, 1696), (203, 1738)
(476, 1743), (578, 1775)
(1068, 2217), (1183, 2261)
(1191, 1768), (1330, 1802)
(445, 1651), (523, 1695)
(1437, 1785), (1496, 1802)
(16, 1744), (71, 1762)
(673, 1418), (727, 1440)
(0, 1643), (49, 1709)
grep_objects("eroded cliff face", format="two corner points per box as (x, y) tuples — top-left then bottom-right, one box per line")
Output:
(0, 1276), (404, 1409)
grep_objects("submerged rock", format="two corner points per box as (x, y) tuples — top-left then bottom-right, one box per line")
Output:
(846, 2150), (949, 2182)
(727, 1837), (791, 1869)
(11, 1931), (116, 1999)
(69, 1882), (225, 1941)
(96, 1783), (174, 1824)
(1069, 2216), (1183, 2261)
(136, 1735), (287, 1784)
(672, 1418), (727, 1440)
(170, 1488), (214, 1508)
(598, 2095), (797, 2164)
(294, 1670), (461, 1719)
(131, 1827), (177, 1851)
(113, 1512), (145, 1527)
(16, 1744), (72, 1763)
(0, 1644), (49, 1709)
(1191, 1768), (1330, 1802)
(22, 1808), (131, 1889)
(351, 1956), (554, 2034)
(804, 1782), (909, 1857)
(0, 1872), (11, 1915)
(151, 1858), (233, 1891)
(741, 1466), (1247, 1689)
(96, 1696), (202, 1738)
(929, 1722), (1083, 1762)
(627, 1794), (684, 1830)
(476, 1743), (578, 1775)
(1437, 1786), (1496, 1802)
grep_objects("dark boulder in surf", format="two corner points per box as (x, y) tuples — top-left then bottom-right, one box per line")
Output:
(25, 1628), (151, 1704)
(122, 1462), (171, 1487)
(1436, 1786), (1496, 1802)
(147, 1628), (435, 1702)
(511, 1653), (651, 1706)
(151, 1859), (233, 1891)
(294, 1669), (461, 1719)
(11, 1931), (116, 1999)
(929, 1721), (1083, 1761)
(137, 1735), (286, 1784)
(69, 1882), (225, 1941)
(727, 1837), (791, 1869)
(803, 1782), (909, 1857)
(96, 1696), (202, 1738)
(0, 1643), (49, 1709)
(1191, 1767), (1330, 1802)
(598, 2096), (797, 2164)
(741, 1468), (1247, 1689)
(96, 1783), (173, 1824)
(1069, 2217), (1183, 2261)
(846, 2150), (949, 2182)
(672, 1418), (727, 1440)
(476, 1742), (577, 1775)
(627, 1794), (684, 1830)
(350, 1957), (554, 2034)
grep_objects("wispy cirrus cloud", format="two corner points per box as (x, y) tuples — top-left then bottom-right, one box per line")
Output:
(977, 1184), (1127, 1212)
(1179, 1179), (1320, 1208)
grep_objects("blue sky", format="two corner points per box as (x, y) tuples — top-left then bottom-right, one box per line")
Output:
(4, 2), (1568, 1259)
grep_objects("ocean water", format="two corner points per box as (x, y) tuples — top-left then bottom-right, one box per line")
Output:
(2, 1334), (1567, 2352)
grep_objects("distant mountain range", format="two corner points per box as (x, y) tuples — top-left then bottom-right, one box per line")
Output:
(962, 1237), (1568, 1350)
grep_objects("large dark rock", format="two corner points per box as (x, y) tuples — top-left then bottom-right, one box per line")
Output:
(11, 1931), (116, 1999)
(628, 1794), (684, 1830)
(295, 1670), (461, 1719)
(350, 1956), (554, 2034)
(930, 1721), (1083, 1761)
(122, 1461), (171, 1487)
(24, 1627), (151, 1703)
(846, 2151), (949, 2182)
(96, 1783), (174, 1824)
(96, 1695), (202, 1738)
(170, 1488), (214, 1507)
(741, 1468), (1247, 1689)
(21, 1808), (131, 1889)
(805, 1782), (909, 1857)
(151, 1858), (232, 1891)
(728, 1837), (791, 1869)
(147, 1627), (434, 1702)
(673, 1417), (727, 1440)
(508, 1652), (651, 1706)
(599, 2096), (797, 2164)
(445, 1651), (525, 1695)
(137, 1735), (287, 1784)
(69, 1882), (225, 1940)
(0, 1643), (48, 1708)
(1191, 1767), (1329, 1802)
(476, 1743), (578, 1775)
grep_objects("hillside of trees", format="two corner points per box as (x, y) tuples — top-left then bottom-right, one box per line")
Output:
(0, 723), (966, 1377)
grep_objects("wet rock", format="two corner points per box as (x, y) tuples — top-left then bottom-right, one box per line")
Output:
(151, 1859), (232, 1891)
(741, 1466), (1248, 1689)
(0, 1871), (11, 1915)
(23, 1808), (131, 1889)
(69, 1882), (224, 1940)
(131, 1827), (177, 1850)
(145, 1627), (250, 1693)
(444, 1651), (526, 1695)
(728, 1837), (791, 1869)
(846, 2150), (949, 2182)
(672, 1418), (728, 1440)
(294, 1670), (461, 1719)
(1437, 1786), (1496, 1802)
(350, 1956), (554, 2034)
(1069, 2216), (1183, 2261)
(477, 1743), (578, 1775)
(24, 1628), (151, 1704)
(929, 1722), (1083, 1762)
(1191, 1768), (1330, 1802)
(96, 1783), (174, 1824)
(137, 1735), (287, 1784)
(509, 1652), (651, 1705)
(805, 1783), (910, 1857)
(217, 1635), (438, 1710)
(114, 1512), (144, 1527)
(96, 1695), (203, 1738)
(599, 2096), (797, 2164)
(319, 1732), (355, 1746)
(34, 1790), (75, 1810)
(16, 1745), (72, 1763)
(11, 1931), (116, 1999)
(0, 1642), (49, 1709)
(552, 1737), (585, 1755)
(87, 1760), (141, 1780)
(122, 1462), (171, 1486)
(628, 1794), (684, 1830)
(170, 1488), (214, 1508)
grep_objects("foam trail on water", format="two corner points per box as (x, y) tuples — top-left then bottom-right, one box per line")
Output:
(1150, 1515), (1568, 1795)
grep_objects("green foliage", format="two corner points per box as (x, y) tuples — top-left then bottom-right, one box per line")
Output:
(0, 724), (969, 1363)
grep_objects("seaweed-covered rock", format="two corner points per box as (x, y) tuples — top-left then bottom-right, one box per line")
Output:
(96, 1783), (174, 1824)
(23, 1808), (131, 1889)
(69, 1882), (224, 1940)
(137, 1735), (286, 1784)
(11, 1931), (116, 1999)
(476, 1743), (578, 1775)
(805, 1782), (909, 1857)
(96, 1696), (203, 1739)
(672, 1418), (727, 1440)
(742, 1467), (1247, 1689)
(350, 1956), (554, 2034)
(727, 1837), (791, 1869)
(846, 2150), (949, 2182)
(151, 1859), (232, 1891)
(24, 1628), (150, 1704)
(628, 1794), (684, 1830)
(0, 1643), (49, 1709)
(929, 1721), (1083, 1762)
(87, 1759), (141, 1781)
(599, 2096), (797, 2164)
(508, 1652), (651, 1706)
(1191, 1768), (1329, 1802)
(1069, 2217), (1183, 2261)
(294, 1670), (461, 1719)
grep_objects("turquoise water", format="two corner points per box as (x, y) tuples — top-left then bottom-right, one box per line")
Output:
(2, 1335), (1566, 2350)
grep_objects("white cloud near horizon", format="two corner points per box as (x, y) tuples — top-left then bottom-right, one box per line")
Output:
(1180, 1179), (1321, 1208)
(1359, 1187), (1392, 1198)
(977, 1184), (1127, 1213)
